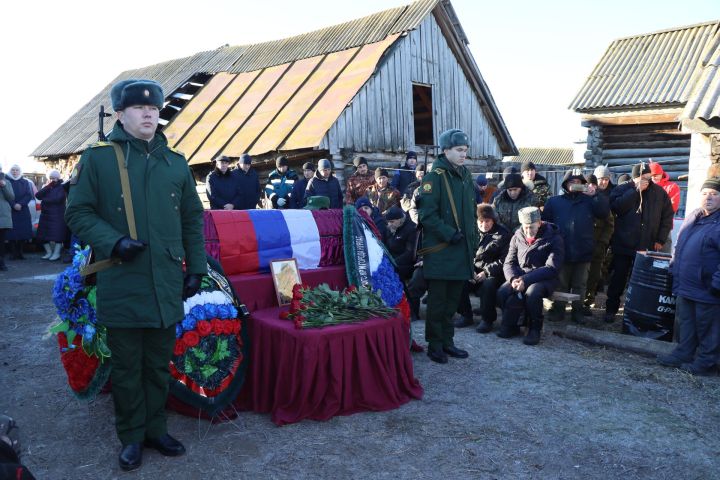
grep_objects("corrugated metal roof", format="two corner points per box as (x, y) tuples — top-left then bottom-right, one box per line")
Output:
(503, 148), (579, 166)
(681, 28), (720, 121)
(570, 21), (720, 113)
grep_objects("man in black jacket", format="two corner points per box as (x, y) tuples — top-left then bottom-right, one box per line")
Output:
(234, 154), (261, 210)
(289, 162), (315, 209)
(206, 156), (240, 210)
(604, 162), (674, 323)
(382, 206), (417, 280)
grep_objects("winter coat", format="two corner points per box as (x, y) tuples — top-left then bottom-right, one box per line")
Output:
(65, 122), (207, 329)
(0, 173), (14, 230)
(344, 171), (375, 205)
(474, 184), (497, 204)
(671, 208), (720, 304)
(492, 186), (537, 234)
(418, 154), (478, 281)
(474, 223), (511, 279)
(234, 168), (261, 210)
(365, 185), (401, 215)
(653, 165), (681, 213)
(6, 176), (33, 241)
(206, 168), (240, 210)
(289, 176), (310, 208)
(542, 189), (609, 263)
(609, 181), (674, 256)
(503, 222), (564, 292)
(401, 180), (422, 225)
(593, 184), (615, 246)
(529, 174), (552, 208)
(391, 162), (416, 195)
(35, 180), (68, 242)
(305, 172), (343, 208)
(383, 216), (417, 279)
(264, 169), (299, 208)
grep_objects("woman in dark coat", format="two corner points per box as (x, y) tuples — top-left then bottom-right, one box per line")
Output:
(35, 170), (68, 260)
(305, 159), (343, 208)
(5, 165), (33, 259)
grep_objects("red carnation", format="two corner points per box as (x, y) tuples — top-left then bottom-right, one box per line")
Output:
(232, 321), (241, 334)
(292, 284), (302, 297)
(183, 331), (200, 348)
(294, 315), (305, 330)
(211, 319), (224, 335)
(346, 285), (357, 293)
(279, 310), (290, 320)
(289, 299), (301, 313)
(197, 320), (212, 337)
(222, 320), (234, 335)
(173, 341), (185, 356)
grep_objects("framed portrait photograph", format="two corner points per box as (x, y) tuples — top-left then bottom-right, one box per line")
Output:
(270, 258), (302, 307)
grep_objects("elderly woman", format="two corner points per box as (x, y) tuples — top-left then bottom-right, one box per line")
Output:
(35, 170), (68, 261)
(657, 178), (720, 376)
(0, 164), (15, 270)
(5, 165), (33, 260)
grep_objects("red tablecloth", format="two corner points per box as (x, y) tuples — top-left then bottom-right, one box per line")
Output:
(235, 308), (423, 425)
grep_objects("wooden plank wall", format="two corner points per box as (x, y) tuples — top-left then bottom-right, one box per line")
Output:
(321, 14), (503, 168)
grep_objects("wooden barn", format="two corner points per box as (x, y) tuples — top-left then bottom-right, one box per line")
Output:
(570, 20), (720, 217)
(32, 0), (516, 188)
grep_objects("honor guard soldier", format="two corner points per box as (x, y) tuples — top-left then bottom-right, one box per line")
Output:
(65, 79), (206, 471)
(417, 129), (478, 363)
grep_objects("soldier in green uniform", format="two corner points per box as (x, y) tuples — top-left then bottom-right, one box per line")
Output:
(418, 129), (478, 363)
(65, 79), (206, 471)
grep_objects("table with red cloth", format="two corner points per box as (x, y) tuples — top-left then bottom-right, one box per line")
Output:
(228, 266), (424, 425)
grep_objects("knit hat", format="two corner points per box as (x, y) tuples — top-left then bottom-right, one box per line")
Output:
(438, 129), (469, 150)
(276, 156), (289, 168)
(617, 173), (631, 184)
(240, 153), (252, 165)
(406, 151), (417, 160)
(304, 196), (330, 210)
(631, 163), (651, 179)
(503, 173), (524, 190)
(585, 173), (598, 186)
(649, 161), (664, 176)
(318, 159), (332, 170)
(302, 161), (315, 171)
(475, 173), (488, 186)
(593, 165), (612, 180)
(375, 167), (389, 179)
(561, 168), (587, 190)
(111, 79), (164, 111)
(355, 197), (372, 210)
(353, 156), (368, 168)
(384, 206), (405, 221)
(518, 206), (541, 225)
(476, 203), (497, 221)
(521, 161), (536, 173)
(701, 177), (720, 193)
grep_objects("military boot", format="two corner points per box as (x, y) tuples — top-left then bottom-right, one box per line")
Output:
(523, 316), (543, 346)
(570, 301), (585, 324)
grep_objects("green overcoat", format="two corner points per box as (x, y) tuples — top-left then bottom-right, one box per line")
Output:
(65, 123), (206, 328)
(417, 154), (478, 280)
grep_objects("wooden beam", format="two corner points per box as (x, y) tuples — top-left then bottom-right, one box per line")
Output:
(551, 325), (675, 358)
(581, 112), (681, 126)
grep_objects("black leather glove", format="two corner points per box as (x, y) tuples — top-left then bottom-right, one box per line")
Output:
(111, 236), (147, 262)
(182, 274), (202, 300)
(450, 230), (464, 245)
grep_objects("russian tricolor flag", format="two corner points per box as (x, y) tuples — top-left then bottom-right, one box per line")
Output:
(209, 210), (321, 275)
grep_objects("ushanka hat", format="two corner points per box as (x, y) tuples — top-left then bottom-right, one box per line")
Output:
(477, 203), (498, 221)
(111, 79), (164, 111)
(438, 129), (469, 150)
(518, 206), (541, 225)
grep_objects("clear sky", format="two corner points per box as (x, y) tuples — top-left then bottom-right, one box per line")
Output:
(1, 0), (718, 172)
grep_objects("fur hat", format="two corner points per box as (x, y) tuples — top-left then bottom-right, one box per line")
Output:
(518, 206), (541, 225)
(503, 173), (524, 190)
(302, 161), (315, 171)
(353, 156), (368, 168)
(561, 168), (587, 190)
(276, 156), (289, 168)
(355, 197), (372, 210)
(318, 159), (332, 170)
(438, 129), (469, 150)
(240, 153), (252, 165)
(631, 163), (651, 179)
(384, 206), (405, 221)
(593, 165), (612, 180)
(701, 177), (720, 193)
(375, 167), (389, 179)
(111, 79), (164, 111)
(521, 161), (536, 173)
(476, 203), (497, 221)
(618, 173), (631, 184)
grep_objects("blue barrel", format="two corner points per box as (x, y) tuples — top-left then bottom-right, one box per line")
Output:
(622, 251), (675, 341)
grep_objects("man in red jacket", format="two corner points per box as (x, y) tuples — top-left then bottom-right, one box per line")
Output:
(649, 160), (680, 253)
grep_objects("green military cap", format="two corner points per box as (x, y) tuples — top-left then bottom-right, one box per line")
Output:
(304, 196), (330, 210)
(111, 79), (164, 111)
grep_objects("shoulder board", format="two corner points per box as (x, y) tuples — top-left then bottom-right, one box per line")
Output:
(88, 141), (112, 149)
(434, 168), (445, 175)
(167, 146), (185, 157)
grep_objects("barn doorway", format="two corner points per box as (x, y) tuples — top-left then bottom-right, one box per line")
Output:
(412, 84), (434, 146)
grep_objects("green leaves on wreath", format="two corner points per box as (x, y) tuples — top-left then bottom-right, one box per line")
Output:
(211, 338), (230, 363)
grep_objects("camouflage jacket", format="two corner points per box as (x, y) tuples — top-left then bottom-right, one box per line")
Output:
(365, 185), (401, 215)
(344, 171), (375, 204)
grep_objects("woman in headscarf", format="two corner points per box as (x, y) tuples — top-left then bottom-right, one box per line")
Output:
(35, 170), (67, 260)
(5, 165), (33, 259)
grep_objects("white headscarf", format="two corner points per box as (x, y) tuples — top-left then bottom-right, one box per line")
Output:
(8, 164), (22, 181)
(48, 169), (61, 181)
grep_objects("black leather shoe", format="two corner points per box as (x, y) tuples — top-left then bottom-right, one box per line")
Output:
(453, 315), (474, 328)
(496, 326), (519, 339)
(603, 311), (616, 323)
(443, 345), (469, 358)
(523, 329), (541, 346)
(476, 320), (493, 334)
(427, 347), (448, 364)
(144, 434), (186, 457)
(119, 443), (142, 471)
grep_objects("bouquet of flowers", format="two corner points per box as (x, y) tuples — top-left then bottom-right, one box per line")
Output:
(50, 245), (111, 399)
(281, 283), (396, 329)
